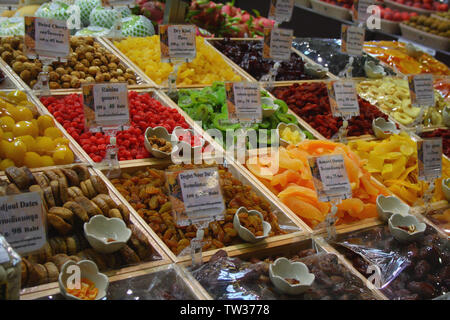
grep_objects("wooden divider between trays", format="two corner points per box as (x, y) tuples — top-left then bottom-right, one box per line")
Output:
(99, 157), (312, 264)
(0, 37), (156, 95)
(175, 234), (388, 300)
(3, 165), (173, 298)
(0, 59), (26, 91)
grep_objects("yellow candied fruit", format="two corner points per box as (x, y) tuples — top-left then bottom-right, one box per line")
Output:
(6, 90), (28, 103)
(52, 145), (74, 165)
(114, 36), (242, 86)
(12, 106), (33, 122)
(0, 159), (15, 171)
(35, 136), (56, 154)
(348, 133), (450, 205)
(40, 155), (55, 166)
(15, 135), (36, 152)
(23, 152), (42, 168)
(0, 127), (3, 140)
(37, 115), (55, 134)
(12, 120), (38, 138)
(281, 127), (303, 145)
(0, 116), (15, 132)
(5, 140), (26, 167)
(53, 137), (70, 146)
(44, 127), (63, 139)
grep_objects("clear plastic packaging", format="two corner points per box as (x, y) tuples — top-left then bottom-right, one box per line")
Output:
(190, 248), (376, 300)
(0, 234), (21, 300)
(334, 225), (450, 300)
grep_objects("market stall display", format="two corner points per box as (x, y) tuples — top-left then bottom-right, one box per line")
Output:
(0, 37), (143, 90)
(0, 90), (76, 169)
(363, 41), (450, 75)
(347, 133), (450, 206)
(109, 163), (302, 257)
(293, 38), (396, 78)
(1, 165), (162, 289)
(171, 82), (316, 149)
(0, 0), (448, 302)
(271, 82), (390, 139)
(40, 91), (190, 162)
(112, 36), (244, 86)
(245, 140), (390, 228)
(357, 78), (447, 127)
(190, 247), (377, 300)
(209, 39), (317, 81)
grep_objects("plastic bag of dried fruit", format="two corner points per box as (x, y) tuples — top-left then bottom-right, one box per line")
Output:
(0, 234), (21, 300)
(336, 241), (409, 289)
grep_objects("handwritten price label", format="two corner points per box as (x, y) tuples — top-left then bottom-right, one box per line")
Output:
(407, 74), (435, 107)
(160, 24), (196, 62)
(341, 25), (365, 56)
(24, 17), (69, 60)
(263, 27), (293, 61)
(328, 80), (360, 118)
(309, 154), (352, 202)
(225, 82), (262, 123)
(418, 138), (442, 181)
(268, 0), (295, 23)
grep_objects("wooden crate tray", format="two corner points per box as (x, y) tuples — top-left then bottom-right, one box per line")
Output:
(177, 235), (387, 300)
(0, 89), (89, 174)
(206, 38), (337, 83)
(100, 159), (311, 263)
(0, 165), (172, 297)
(21, 263), (208, 300)
(102, 37), (254, 90)
(0, 36), (155, 95)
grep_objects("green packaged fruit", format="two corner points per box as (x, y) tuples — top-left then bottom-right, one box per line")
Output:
(75, 25), (110, 36)
(75, 0), (102, 26)
(121, 15), (155, 37)
(35, 1), (72, 20)
(89, 6), (120, 29)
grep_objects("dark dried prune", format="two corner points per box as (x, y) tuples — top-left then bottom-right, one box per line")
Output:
(414, 260), (431, 280)
(407, 281), (435, 299)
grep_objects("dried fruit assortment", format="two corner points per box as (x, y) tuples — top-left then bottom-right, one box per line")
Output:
(364, 41), (450, 75)
(191, 249), (376, 300)
(335, 225), (450, 300)
(175, 82), (314, 148)
(211, 39), (314, 81)
(110, 164), (285, 255)
(272, 82), (389, 139)
(1, 165), (156, 288)
(113, 36), (242, 85)
(0, 37), (138, 89)
(40, 91), (189, 162)
(348, 133), (450, 206)
(404, 15), (450, 38)
(357, 78), (448, 126)
(246, 141), (389, 228)
(0, 90), (74, 169)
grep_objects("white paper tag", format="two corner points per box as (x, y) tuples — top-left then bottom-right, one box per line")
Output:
(341, 25), (365, 56)
(309, 154), (352, 202)
(263, 27), (293, 61)
(408, 74), (435, 107)
(82, 82), (130, 131)
(329, 80), (360, 117)
(268, 0), (295, 23)
(167, 167), (226, 227)
(0, 246), (8, 264)
(225, 82), (262, 123)
(0, 192), (46, 255)
(354, 0), (374, 23)
(160, 24), (196, 62)
(24, 17), (70, 59)
(418, 138), (442, 181)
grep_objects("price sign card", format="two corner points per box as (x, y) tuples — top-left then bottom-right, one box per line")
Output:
(353, 0), (374, 23)
(82, 83), (130, 132)
(327, 80), (360, 118)
(0, 192), (47, 255)
(159, 24), (196, 62)
(24, 16), (69, 60)
(263, 27), (293, 61)
(225, 82), (262, 123)
(417, 138), (442, 181)
(268, 0), (295, 23)
(407, 74), (435, 107)
(166, 167), (226, 227)
(341, 25), (365, 56)
(309, 154), (352, 202)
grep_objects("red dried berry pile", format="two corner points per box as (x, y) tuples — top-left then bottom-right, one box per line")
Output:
(40, 91), (190, 162)
(271, 82), (389, 139)
(420, 128), (450, 157)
